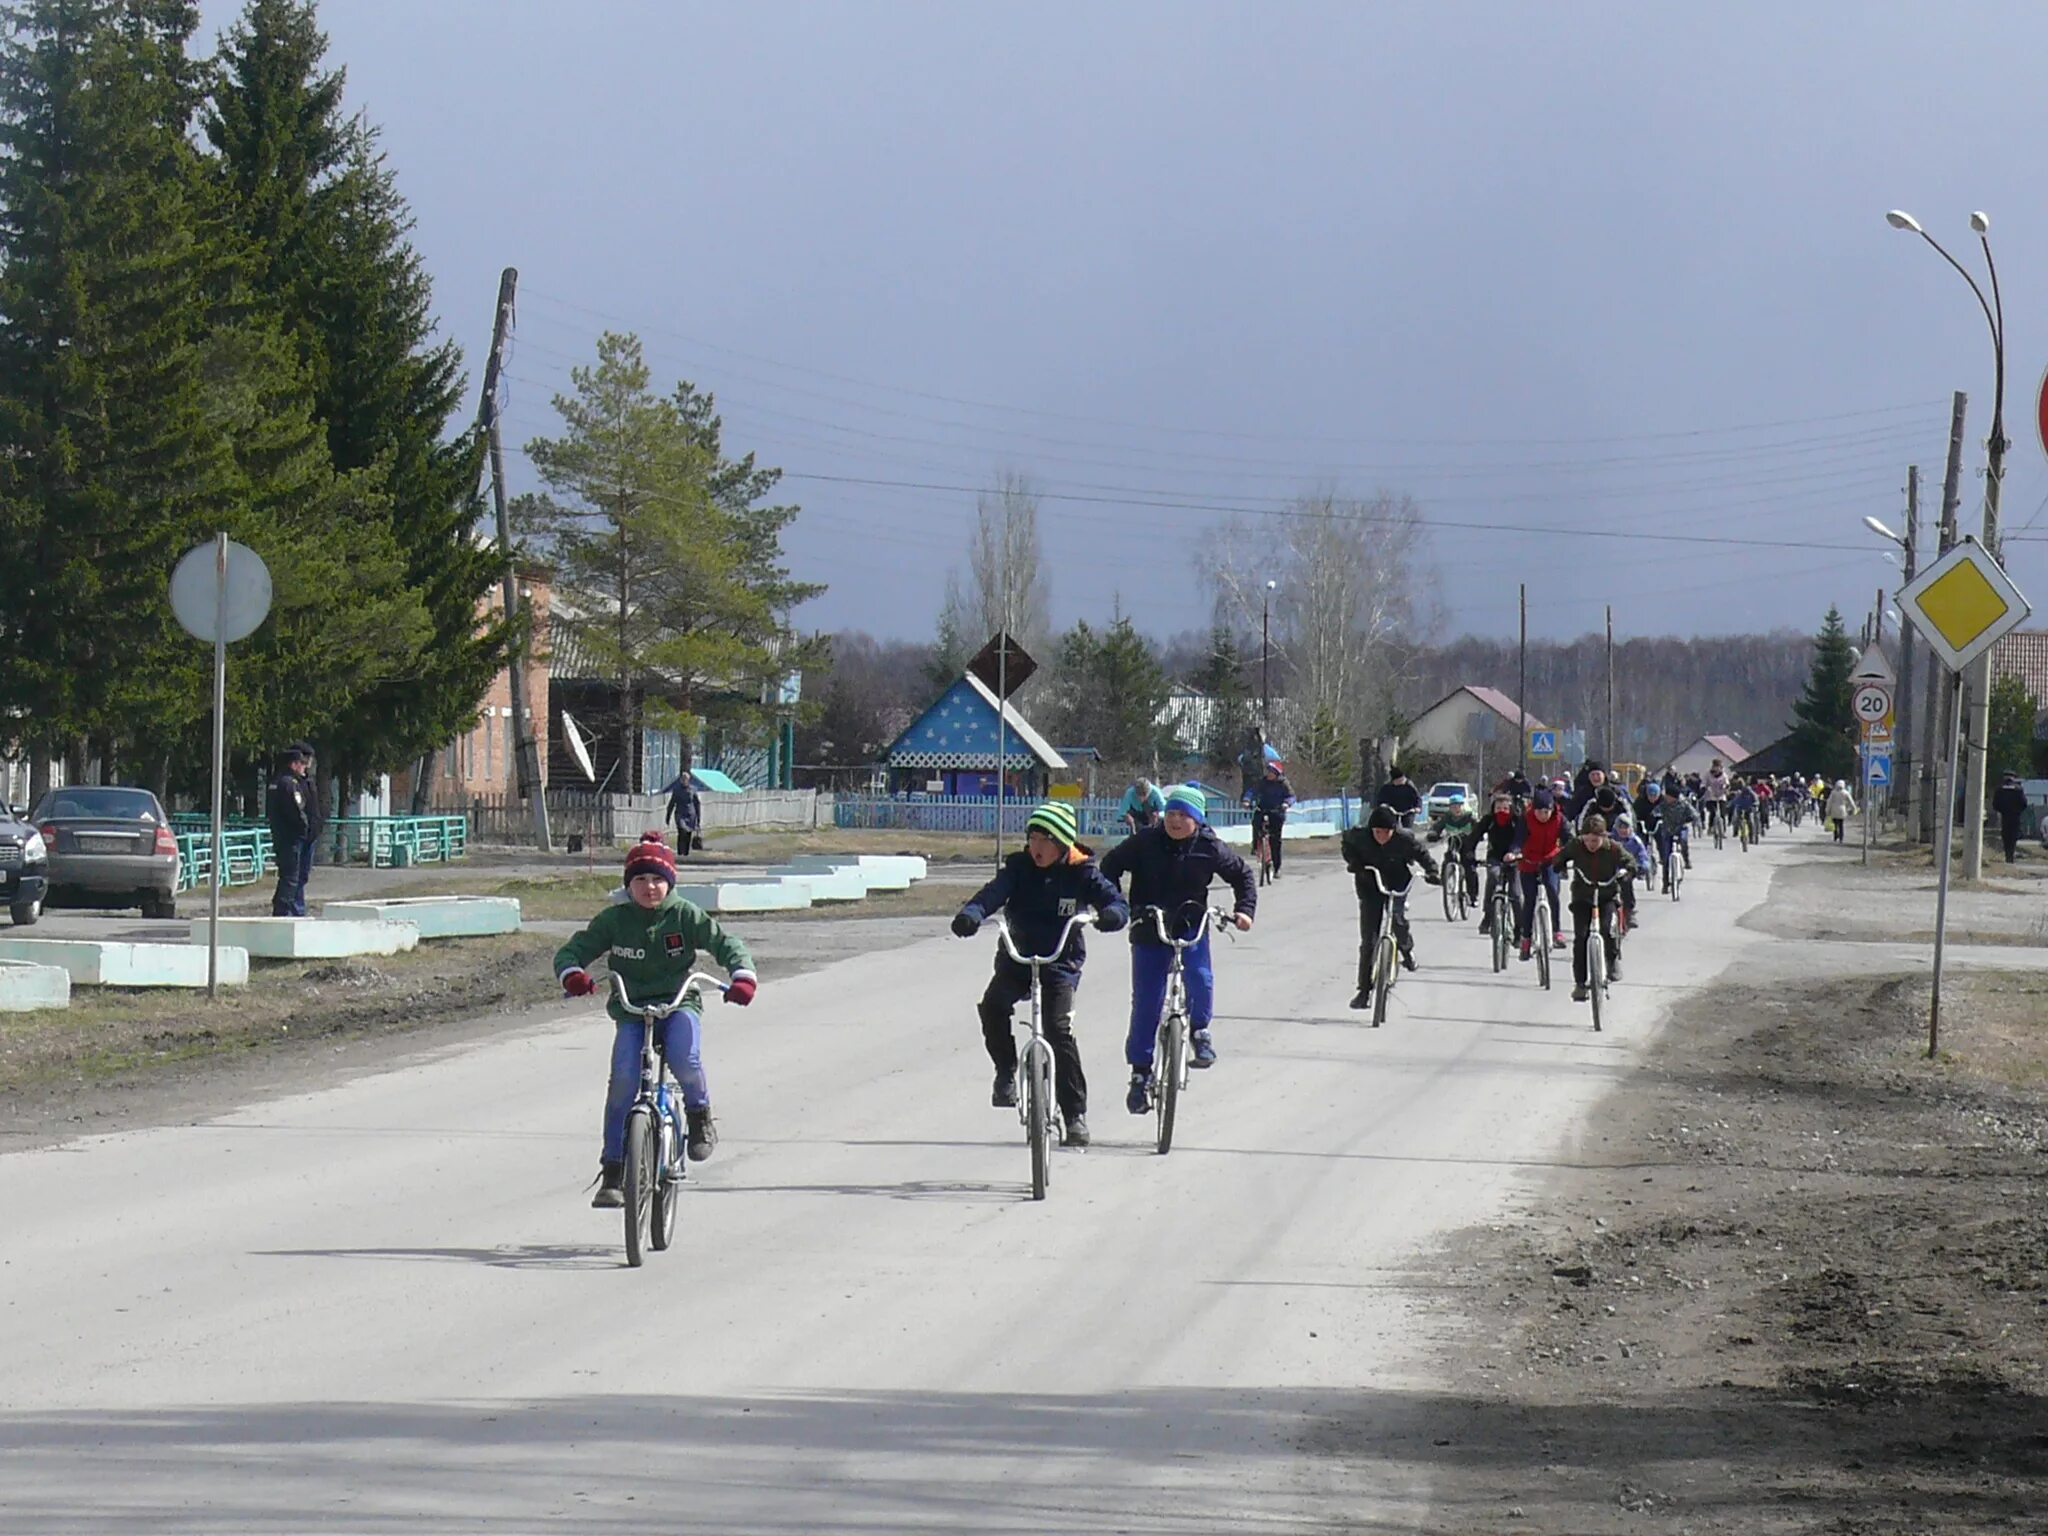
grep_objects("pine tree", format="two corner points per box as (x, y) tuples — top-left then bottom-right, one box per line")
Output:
(517, 333), (821, 790)
(1192, 625), (1258, 773)
(205, 0), (501, 790)
(1044, 616), (1174, 772)
(1785, 606), (1856, 781)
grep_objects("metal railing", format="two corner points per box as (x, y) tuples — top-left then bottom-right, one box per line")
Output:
(328, 815), (468, 869)
(173, 828), (275, 893)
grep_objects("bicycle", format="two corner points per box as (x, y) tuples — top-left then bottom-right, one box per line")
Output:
(609, 971), (727, 1268)
(1141, 903), (1234, 1154)
(1736, 808), (1755, 853)
(1358, 865), (1418, 1027)
(1666, 836), (1686, 901)
(1487, 861), (1514, 973)
(1519, 861), (1557, 991)
(990, 909), (1094, 1201)
(1709, 802), (1726, 851)
(1439, 844), (1471, 923)
(1574, 873), (1624, 1032)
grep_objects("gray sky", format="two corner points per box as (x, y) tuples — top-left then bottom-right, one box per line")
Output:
(198, 1), (2048, 644)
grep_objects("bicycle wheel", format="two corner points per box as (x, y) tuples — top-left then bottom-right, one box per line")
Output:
(1441, 867), (1457, 923)
(1155, 1013), (1182, 1154)
(649, 1106), (682, 1251)
(1372, 932), (1395, 1027)
(1589, 943), (1604, 1032)
(622, 1106), (656, 1268)
(1491, 894), (1509, 972)
(1534, 903), (1552, 990)
(1026, 1042), (1050, 1200)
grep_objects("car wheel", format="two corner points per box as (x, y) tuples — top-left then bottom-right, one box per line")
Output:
(142, 892), (177, 921)
(9, 897), (39, 926)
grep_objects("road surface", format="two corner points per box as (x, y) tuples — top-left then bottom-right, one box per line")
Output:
(2, 837), (1791, 1532)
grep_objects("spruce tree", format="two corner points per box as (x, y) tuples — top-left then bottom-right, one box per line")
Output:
(1785, 606), (1857, 781)
(206, 0), (500, 791)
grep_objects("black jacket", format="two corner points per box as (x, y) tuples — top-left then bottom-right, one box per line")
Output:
(1340, 825), (1438, 898)
(1100, 823), (1257, 947)
(1992, 782), (2029, 825)
(266, 769), (312, 843)
(959, 847), (1128, 979)
(1572, 784), (1626, 830)
(1373, 780), (1423, 820)
(1249, 775), (1295, 815)
(1470, 809), (1521, 864)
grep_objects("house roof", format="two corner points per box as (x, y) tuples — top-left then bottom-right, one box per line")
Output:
(883, 673), (1067, 771)
(1702, 733), (1747, 761)
(1994, 630), (2048, 703)
(1411, 684), (1549, 733)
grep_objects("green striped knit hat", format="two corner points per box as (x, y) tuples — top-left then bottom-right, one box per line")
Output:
(1026, 801), (1080, 849)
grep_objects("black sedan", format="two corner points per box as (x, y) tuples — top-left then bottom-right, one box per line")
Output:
(0, 803), (49, 925)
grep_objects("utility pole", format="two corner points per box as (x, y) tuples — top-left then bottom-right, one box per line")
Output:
(1961, 368), (2009, 880)
(482, 267), (552, 854)
(1898, 467), (1919, 830)
(1604, 606), (1615, 765)
(1923, 391), (1966, 845)
(1261, 580), (1275, 738)
(1518, 583), (1528, 782)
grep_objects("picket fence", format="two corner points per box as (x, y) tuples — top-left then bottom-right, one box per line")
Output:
(831, 795), (1358, 837)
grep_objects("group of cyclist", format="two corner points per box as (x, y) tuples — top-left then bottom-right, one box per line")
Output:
(551, 745), (1861, 1198)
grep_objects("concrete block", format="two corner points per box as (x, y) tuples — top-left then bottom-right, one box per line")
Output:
(762, 865), (872, 902)
(0, 959), (69, 1011)
(189, 917), (418, 958)
(322, 896), (522, 939)
(785, 853), (927, 887)
(0, 937), (248, 988)
(675, 880), (816, 913)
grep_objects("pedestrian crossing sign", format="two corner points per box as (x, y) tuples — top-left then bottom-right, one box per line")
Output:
(1529, 730), (1558, 759)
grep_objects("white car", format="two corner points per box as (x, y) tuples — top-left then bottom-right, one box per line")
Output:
(1424, 781), (1473, 825)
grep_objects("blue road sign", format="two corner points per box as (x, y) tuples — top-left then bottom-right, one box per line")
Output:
(1865, 752), (1891, 789)
(1529, 730), (1558, 759)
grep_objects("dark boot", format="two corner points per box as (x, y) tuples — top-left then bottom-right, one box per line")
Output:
(591, 1161), (624, 1209)
(685, 1108), (718, 1163)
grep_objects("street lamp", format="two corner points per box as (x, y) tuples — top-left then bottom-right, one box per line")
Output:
(1886, 207), (2007, 876)
(1260, 579), (1277, 741)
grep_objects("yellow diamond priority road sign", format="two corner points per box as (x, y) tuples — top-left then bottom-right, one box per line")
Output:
(1896, 538), (2032, 674)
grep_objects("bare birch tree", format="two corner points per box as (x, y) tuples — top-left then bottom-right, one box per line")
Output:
(1199, 491), (1440, 783)
(964, 469), (1053, 663)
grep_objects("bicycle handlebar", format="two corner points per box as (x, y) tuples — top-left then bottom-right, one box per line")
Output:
(610, 970), (729, 1017)
(1356, 865), (1418, 897)
(991, 909), (1096, 967)
(1143, 903), (1236, 948)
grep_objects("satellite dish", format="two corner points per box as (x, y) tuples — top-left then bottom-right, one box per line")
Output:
(560, 711), (597, 783)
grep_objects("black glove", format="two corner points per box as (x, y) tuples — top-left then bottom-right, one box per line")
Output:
(1097, 905), (1128, 934)
(1423, 868), (1442, 885)
(950, 911), (981, 939)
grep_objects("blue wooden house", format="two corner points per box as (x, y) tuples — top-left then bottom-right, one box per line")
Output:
(883, 674), (1066, 797)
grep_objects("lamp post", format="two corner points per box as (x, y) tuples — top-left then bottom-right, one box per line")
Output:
(1260, 579), (1276, 740)
(1886, 209), (2007, 877)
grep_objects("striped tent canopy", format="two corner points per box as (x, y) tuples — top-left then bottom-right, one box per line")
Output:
(885, 675), (1066, 772)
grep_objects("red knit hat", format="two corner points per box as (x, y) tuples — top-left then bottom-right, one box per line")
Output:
(623, 831), (676, 887)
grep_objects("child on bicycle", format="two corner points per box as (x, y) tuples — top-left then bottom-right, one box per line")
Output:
(1100, 785), (1256, 1114)
(1555, 813), (1631, 1000)
(950, 802), (1128, 1148)
(1512, 786), (1568, 961)
(1609, 812), (1653, 930)
(1340, 804), (1441, 1004)
(1472, 791), (1521, 936)
(1245, 758), (1296, 878)
(555, 832), (757, 1207)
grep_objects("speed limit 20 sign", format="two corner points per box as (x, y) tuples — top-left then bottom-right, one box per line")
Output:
(1853, 681), (1893, 735)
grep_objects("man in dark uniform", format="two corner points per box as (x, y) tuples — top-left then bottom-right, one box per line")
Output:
(267, 744), (319, 917)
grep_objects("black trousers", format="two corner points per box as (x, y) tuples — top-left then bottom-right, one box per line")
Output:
(1571, 893), (1621, 988)
(270, 837), (303, 917)
(1357, 888), (1413, 988)
(2001, 818), (2023, 861)
(978, 960), (1087, 1119)
(1253, 810), (1286, 871)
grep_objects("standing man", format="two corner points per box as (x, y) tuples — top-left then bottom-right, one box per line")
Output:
(1992, 772), (2029, 863)
(661, 771), (702, 855)
(266, 743), (317, 917)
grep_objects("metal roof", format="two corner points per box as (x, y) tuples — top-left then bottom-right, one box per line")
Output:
(1410, 685), (1549, 733)
(1993, 629), (2048, 704)
(883, 674), (1067, 771)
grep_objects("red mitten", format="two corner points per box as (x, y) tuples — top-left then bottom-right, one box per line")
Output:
(560, 968), (596, 998)
(725, 973), (757, 1007)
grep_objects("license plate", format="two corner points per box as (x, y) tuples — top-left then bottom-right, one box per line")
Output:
(78, 834), (133, 851)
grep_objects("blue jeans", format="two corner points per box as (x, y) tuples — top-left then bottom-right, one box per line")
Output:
(603, 1011), (705, 1163)
(1127, 934), (1213, 1069)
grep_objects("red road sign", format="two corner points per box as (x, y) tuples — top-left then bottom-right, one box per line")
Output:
(2037, 362), (2048, 465)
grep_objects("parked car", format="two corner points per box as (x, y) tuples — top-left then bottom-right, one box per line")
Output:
(0, 803), (50, 925)
(1424, 781), (1473, 826)
(31, 786), (179, 918)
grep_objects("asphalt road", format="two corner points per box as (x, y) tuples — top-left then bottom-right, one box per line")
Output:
(1, 833), (1794, 1532)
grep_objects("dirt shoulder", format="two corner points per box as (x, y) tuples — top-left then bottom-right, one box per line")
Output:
(1404, 882), (2048, 1530)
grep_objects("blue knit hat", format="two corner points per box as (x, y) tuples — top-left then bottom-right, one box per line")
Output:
(1163, 784), (1207, 824)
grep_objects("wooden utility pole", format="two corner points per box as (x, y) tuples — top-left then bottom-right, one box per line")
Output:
(481, 267), (552, 853)
(1923, 391), (1966, 845)
(1898, 467), (1919, 829)
(1604, 606), (1615, 765)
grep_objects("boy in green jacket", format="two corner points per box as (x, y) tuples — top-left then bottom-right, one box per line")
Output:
(555, 833), (757, 1207)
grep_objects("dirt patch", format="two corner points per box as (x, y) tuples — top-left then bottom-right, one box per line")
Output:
(1404, 963), (2048, 1533)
